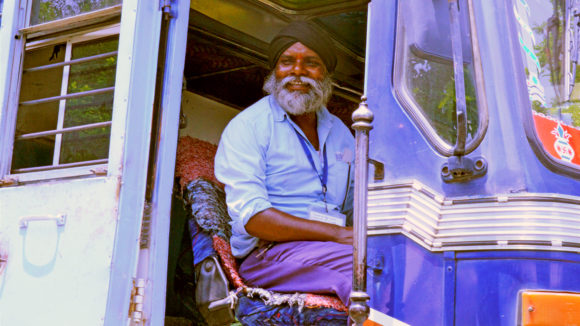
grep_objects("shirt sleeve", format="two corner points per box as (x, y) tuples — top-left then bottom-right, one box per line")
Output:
(214, 116), (272, 237)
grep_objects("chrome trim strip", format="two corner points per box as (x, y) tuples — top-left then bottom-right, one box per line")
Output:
(368, 180), (580, 253)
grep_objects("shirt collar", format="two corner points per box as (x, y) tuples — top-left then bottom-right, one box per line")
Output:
(269, 95), (287, 122)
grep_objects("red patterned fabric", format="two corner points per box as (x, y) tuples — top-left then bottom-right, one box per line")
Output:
(175, 136), (223, 190)
(211, 235), (347, 312)
(212, 235), (245, 289)
(305, 294), (347, 312)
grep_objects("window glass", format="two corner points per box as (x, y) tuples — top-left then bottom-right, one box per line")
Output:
(60, 36), (117, 164)
(515, 0), (580, 167)
(394, 0), (480, 148)
(0, 0), (4, 26)
(12, 34), (118, 172)
(29, 0), (121, 26)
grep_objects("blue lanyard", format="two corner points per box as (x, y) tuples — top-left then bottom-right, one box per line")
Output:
(292, 128), (328, 202)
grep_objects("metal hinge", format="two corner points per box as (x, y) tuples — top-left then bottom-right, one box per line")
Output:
(129, 278), (147, 325)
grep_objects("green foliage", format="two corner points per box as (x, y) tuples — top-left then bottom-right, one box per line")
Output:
(561, 104), (580, 127)
(408, 55), (479, 145)
(60, 36), (119, 164)
(524, 0), (580, 128)
(32, 0), (121, 25)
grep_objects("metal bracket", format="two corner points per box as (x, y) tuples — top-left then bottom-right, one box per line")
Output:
(368, 158), (385, 182)
(160, 0), (175, 18)
(90, 167), (108, 176)
(441, 155), (487, 183)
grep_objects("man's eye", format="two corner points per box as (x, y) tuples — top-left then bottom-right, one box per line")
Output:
(306, 61), (321, 67)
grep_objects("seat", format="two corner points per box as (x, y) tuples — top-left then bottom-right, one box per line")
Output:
(174, 136), (348, 326)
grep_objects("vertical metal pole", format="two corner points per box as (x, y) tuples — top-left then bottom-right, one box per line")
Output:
(349, 96), (373, 325)
(449, 0), (467, 156)
(564, 0), (572, 102)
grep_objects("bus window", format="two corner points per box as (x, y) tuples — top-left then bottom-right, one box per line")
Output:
(514, 0), (580, 169)
(394, 0), (483, 156)
(4, 3), (122, 181)
(29, 0), (121, 25)
(12, 30), (118, 174)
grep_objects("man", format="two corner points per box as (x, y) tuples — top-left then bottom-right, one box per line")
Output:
(214, 20), (355, 306)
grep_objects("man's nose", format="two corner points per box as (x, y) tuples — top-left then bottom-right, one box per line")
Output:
(291, 61), (306, 76)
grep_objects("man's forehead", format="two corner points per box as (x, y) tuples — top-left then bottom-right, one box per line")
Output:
(280, 42), (323, 60)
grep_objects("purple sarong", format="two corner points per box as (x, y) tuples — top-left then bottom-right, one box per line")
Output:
(239, 241), (353, 305)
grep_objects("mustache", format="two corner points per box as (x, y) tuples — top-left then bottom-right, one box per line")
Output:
(279, 76), (318, 90)
(262, 70), (333, 115)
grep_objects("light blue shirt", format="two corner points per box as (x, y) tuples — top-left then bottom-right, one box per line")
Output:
(215, 95), (355, 258)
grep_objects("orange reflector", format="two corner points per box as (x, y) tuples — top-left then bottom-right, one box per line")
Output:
(521, 291), (580, 326)
(362, 308), (410, 326)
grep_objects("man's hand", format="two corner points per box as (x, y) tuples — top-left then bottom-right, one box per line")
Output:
(245, 207), (353, 245)
(333, 226), (353, 245)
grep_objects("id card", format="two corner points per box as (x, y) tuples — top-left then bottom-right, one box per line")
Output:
(308, 202), (346, 227)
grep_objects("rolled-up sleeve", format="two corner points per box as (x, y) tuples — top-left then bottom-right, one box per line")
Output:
(214, 116), (272, 237)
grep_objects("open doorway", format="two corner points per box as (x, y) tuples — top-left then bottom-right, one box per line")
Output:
(164, 1), (368, 323)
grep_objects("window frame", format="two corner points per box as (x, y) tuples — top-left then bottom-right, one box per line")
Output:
(508, 0), (580, 178)
(392, 0), (489, 157)
(0, 3), (122, 184)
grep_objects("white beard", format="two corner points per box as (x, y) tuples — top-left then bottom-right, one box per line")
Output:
(263, 71), (333, 116)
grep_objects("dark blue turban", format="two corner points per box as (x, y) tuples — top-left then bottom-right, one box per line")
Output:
(268, 20), (337, 73)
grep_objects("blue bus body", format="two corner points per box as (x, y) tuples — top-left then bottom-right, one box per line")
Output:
(363, 0), (580, 324)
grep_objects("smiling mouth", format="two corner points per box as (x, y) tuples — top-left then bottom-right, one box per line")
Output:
(286, 80), (311, 91)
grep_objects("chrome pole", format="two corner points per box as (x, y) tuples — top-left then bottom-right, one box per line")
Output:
(349, 96), (373, 325)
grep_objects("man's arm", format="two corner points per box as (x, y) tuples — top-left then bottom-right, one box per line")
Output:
(245, 207), (353, 245)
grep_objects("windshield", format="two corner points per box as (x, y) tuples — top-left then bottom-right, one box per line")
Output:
(515, 0), (580, 166)
(394, 0), (483, 155)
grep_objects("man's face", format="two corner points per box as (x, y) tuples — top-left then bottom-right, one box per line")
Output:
(275, 42), (326, 92)
(264, 42), (333, 116)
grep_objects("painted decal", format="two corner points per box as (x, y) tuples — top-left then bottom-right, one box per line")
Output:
(551, 123), (575, 162)
(533, 111), (580, 165)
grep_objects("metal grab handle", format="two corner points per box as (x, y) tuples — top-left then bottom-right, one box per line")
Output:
(349, 96), (373, 325)
(19, 214), (66, 229)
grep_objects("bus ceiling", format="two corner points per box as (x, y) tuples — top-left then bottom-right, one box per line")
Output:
(186, 0), (369, 122)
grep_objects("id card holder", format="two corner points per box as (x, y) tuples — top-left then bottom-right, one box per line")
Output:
(308, 202), (346, 227)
